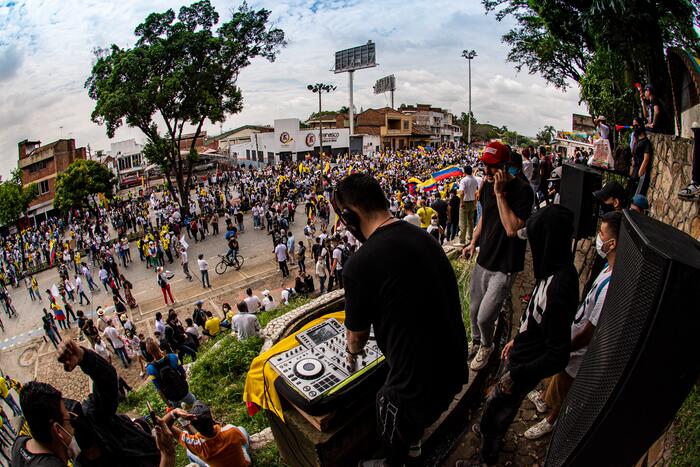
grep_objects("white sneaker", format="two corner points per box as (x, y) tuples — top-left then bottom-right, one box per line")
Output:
(679, 183), (700, 200)
(524, 418), (554, 440)
(469, 344), (494, 371)
(527, 390), (548, 413)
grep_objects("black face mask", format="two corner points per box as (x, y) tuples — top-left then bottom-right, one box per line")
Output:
(599, 202), (615, 216)
(633, 126), (643, 136)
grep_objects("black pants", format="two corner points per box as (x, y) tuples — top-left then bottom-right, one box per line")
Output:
(279, 260), (289, 277)
(478, 375), (536, 465)
(376, 389), (424, 466)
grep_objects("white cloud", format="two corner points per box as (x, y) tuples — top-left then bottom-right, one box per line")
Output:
(0, 0), (585, 179)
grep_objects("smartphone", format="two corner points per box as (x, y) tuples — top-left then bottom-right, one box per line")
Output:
(146, 400), (156, 428)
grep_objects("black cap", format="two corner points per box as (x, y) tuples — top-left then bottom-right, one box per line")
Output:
(189, 401), (212, 419)
(593, 181), (626, 202)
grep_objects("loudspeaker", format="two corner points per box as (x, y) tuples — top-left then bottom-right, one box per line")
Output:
(559, 163), (602, 239)
(546, 210), (700, 467)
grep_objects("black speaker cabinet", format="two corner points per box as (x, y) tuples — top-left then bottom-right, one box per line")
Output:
(546, 210), (700, 466)
(559, 163), (602, 239)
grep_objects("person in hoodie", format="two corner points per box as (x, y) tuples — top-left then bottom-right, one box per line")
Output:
(475, 205), (579, 465)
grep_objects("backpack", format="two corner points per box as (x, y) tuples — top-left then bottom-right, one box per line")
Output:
(339, 246), (351, 267)
(154, 356), (189, 402)
(157, 274), (166, 288)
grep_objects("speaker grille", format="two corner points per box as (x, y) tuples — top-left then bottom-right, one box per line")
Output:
(546, 215), (666, 466)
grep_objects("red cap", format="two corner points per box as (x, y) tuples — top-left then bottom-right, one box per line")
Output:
(481, 141), (510, 165)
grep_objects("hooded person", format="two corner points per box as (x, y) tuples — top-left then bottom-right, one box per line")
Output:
(472, 205), (579, 465)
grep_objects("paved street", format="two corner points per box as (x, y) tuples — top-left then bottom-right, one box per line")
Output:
(0, 206), (314, 352)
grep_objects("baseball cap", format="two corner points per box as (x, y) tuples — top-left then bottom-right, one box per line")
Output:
(195, 300), (203, 306)
(547, 166), (562, 181)
(189, 401), (212, 419)
(593, 181), (626, 202)
(262, 290), (270, 296)
(481, 141), (510, 166)
(631, 194), (649, 210)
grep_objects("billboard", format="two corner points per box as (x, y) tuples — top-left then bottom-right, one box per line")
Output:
(374, 74), (396, 94)
(334, 41), (377, 73)
(572, 113), (595, 133)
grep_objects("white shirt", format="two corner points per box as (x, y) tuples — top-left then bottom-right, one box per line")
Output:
(403, 213), (421, 227)
(232, 313), (260, 340)
(244, 295), (261, 313)
(261, 296), (277, 311)
(332, 247), (344, 270)
(565, 266), (613, 377)
(280, 288), (291, 305)
(95, 342), (110, 361)
(316, 259), (328, 277)
(274, 243), (288, 261)
(155, 319), (165, 335)
(197, 258), (208, 271)
(104, 326), (124, 349)
(459, 175), (479, 202)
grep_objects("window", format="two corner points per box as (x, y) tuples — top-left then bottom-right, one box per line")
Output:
(132, 154), (142, 167)
(39, 180), (49, 194)
(29, 160), (48, 173)
(403, 120), (409, 130)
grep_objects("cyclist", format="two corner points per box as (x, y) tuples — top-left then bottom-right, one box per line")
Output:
(226, 235), (239, 263)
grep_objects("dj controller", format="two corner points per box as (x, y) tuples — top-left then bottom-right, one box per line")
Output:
(270, 318), (385, 403)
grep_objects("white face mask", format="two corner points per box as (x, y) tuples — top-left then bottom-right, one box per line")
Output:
(595, 233), (613, 258)
(516, 227), (528, 240)
(57, 423), (81, 461)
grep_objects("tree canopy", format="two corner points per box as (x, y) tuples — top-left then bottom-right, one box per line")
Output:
(0, 169), (38, 226)
(483, 0), (700, 124)
(86, 0), (286, 211)
(54, 160), (115, 213)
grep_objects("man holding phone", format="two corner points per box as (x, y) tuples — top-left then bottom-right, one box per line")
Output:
(462, 141), (534, 371)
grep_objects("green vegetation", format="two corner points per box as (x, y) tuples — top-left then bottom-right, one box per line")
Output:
(0, 168), (38, 227)
(119, 295), (313, 466)
(452, 258), (474, 342)
(672, 384), (700, 466)
(54, 159), (115, 215)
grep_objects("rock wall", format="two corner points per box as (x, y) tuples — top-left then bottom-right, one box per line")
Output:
(647, 134), (700, 239)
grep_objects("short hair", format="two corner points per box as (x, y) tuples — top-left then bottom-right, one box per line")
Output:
(464, 165), (473, 175)
(237, 301), (247, 313)
(334, 174), (388, 213)
(601, 211), (622, 240)
(155, 312), (162, 320)
(21, 381), (63, 444)
(145, 338), (160, 356)
(185, 318), (193, 326)
(246, 288), (252, 296)
(205, 310), (213, 317)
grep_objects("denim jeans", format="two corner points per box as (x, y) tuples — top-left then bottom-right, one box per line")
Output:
(201, 270), (211, 288)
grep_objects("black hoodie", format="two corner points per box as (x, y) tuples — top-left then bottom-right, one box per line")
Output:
(509, 205), (579, 389)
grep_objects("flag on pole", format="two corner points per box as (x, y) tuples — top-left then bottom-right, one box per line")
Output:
(324, 161), (331, 174)
(432, 165), (464, 181)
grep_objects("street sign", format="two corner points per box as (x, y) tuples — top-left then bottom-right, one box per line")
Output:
(334, 41), (377, 73)
(373, 74), (395, 94)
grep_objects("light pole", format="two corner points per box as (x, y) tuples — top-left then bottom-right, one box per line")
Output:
(462, 49), (477, 147)
(307, 83), (336, 158)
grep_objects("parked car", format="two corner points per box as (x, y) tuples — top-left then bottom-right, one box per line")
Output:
(193, 162), (215, 172)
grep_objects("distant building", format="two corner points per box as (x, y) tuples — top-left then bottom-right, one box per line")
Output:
(400, 104), (463, 145)
(209, 125), (274, 156)
(354, 107), (434, 150)
(107, 139), (145, 188)
(18, 138), (86, 219)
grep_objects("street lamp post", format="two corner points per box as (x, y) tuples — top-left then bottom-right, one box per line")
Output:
(307, 83), (336, 158)
(462, 49), (477, 147)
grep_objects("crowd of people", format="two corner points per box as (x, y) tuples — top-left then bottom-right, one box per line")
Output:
(4, 114), (666, 466)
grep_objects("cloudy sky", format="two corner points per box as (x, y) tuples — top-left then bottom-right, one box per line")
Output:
(0, 0), (585, 178)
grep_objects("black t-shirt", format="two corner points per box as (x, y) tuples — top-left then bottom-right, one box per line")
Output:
(477, 177), (533, 273)
(343, 221), (469, 420)
(430, 199), (448, 225)
(632, 137), (653, 177)
(12, 437), (66, 466)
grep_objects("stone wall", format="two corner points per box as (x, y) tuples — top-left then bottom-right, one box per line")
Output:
(647, 134), (700, 239)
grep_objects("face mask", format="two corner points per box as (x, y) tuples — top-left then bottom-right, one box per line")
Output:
(633, 126), (642, 136)
(431, 219), (438, 225)
(516, 227), (528, 240)
(508, 166), (519, 176)
(595, 233), (613, 258)
(57, 423), (81, 461)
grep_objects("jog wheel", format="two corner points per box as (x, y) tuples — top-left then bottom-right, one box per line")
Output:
(294, 358), (324, 379)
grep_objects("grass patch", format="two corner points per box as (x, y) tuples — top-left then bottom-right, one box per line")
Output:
(258, 296), (313, 328)
(451, 258), (474, 342)
(672, 384), (700, 466)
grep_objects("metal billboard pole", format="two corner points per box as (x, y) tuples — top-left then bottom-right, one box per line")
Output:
(333, 41), (377, 137)
(462, 49), (477, 147)
(307, 83), (336, 157)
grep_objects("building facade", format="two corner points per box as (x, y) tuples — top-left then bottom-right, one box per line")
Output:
(18, 138), (86, 217)
(354, 107), (434, 150)
(107, 138), (145, 188)
(400, 104), (463, 145)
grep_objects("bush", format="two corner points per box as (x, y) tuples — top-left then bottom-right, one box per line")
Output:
(452, 258), (474, 341)
(672, 384), (700, 466)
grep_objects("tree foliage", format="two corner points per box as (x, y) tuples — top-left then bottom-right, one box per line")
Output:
(0, 169), (38, 226)
(54, 160), (115, 213)
(536, 125), (557, 145)
(86, 0), (286, 211)
(483, 0), (700, 114)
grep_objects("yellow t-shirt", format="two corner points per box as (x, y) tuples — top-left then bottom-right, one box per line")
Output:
(416, 206), (437, 229)
(0, 377), (8, 399)
(205, 317), (221, 336)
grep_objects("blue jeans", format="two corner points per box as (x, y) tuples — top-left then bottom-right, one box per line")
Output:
(114, 346), (130, 368)
(201, 270), (211, 288)
(170, 391), (197, 408)
(4, 394), (22, 416)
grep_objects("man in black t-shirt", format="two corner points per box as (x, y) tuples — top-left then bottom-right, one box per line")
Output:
(462, 141), (534, 372)
(334, 174), (469, 466)
(447, 188), (461, 241)
(630, 116), (654, 197)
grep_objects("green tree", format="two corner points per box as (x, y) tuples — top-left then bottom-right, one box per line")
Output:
(536, 125), (557, 145)
(54, 160), (115, 216)
(579, 49), (638, 125)
(0, 168), (38, 226)
(483, 0), (700, 114)
(86, 0), (286, 212)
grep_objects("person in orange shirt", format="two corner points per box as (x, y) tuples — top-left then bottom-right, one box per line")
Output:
(162, 401), (251, 467)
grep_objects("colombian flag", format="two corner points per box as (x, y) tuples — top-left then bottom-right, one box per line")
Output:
(324, 162), (331, 174)
(49, 239), (56, 267)
(422, 178), (437, 192)
(432, 165), (464, 181)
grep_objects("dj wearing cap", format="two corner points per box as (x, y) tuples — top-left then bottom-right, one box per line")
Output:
(334, 173), (469, 466)
(462, 141), (534, 372)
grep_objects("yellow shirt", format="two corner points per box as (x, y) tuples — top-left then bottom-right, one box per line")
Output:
(0, 377), (8, 399)
(205, 317), (221, 336)
(416, 206), (437, 229)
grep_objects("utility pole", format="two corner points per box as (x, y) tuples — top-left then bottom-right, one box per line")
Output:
(348, 71), (354, 135)
(307, 83), (336, 158)
(462, 49), (477, 147)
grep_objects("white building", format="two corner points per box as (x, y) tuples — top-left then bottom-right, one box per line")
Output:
(108, 139), (145, 187)
(229, 119), (351, 164)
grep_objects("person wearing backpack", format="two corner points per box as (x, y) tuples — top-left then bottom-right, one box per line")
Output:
(145, 339), (196, 409)
(330, 237), (347, 290)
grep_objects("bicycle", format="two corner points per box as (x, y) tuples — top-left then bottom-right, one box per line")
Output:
(215, 253), (244, 275)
